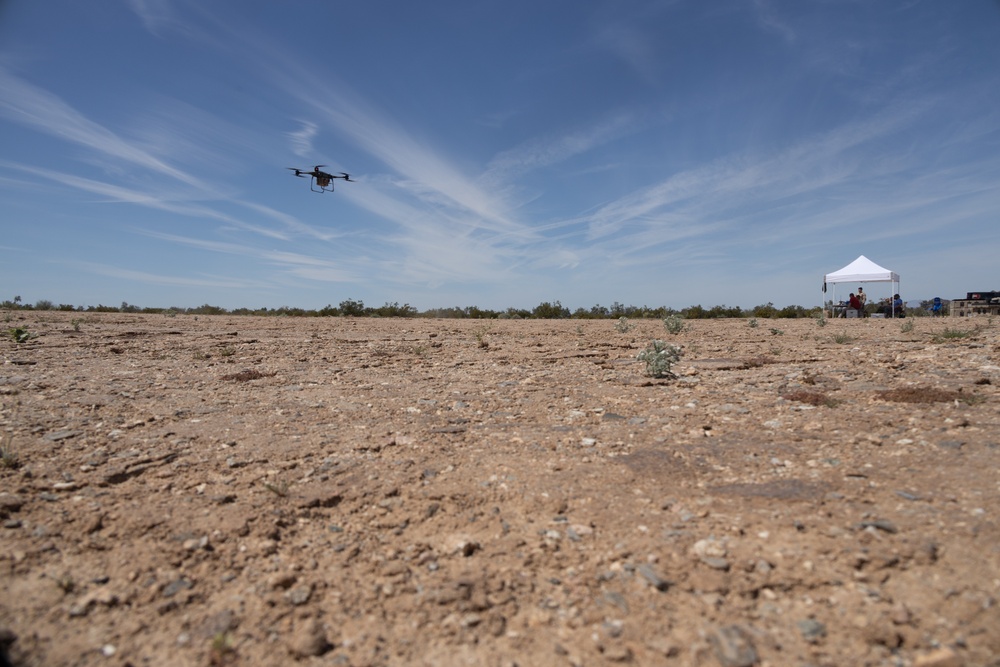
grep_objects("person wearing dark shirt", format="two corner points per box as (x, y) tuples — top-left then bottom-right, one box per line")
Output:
(848, 292), (862, 312)
(892, 294), (904, 317)
(857, 287), (868, 316)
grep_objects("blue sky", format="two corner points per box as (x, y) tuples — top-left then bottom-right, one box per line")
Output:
(1, 1), (998, 312)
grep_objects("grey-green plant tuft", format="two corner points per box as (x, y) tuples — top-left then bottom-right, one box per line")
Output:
(637, 339), (682, 378)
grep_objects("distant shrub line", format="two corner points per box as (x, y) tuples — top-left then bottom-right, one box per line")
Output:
(1, 298), (939, 319)
(1, 297), (839, 320)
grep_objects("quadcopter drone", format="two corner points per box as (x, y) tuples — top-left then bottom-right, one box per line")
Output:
(287, 165), (353, 193)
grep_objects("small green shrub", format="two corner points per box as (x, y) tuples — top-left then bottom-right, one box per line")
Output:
(474, 326), (491, 348)
(210, 631), (236, 665)
(636, 339), (682, 378)
(615, 316), (633, 333)
(934, 328), (979, 343)
(6, 327), (33, 343)
(663, 315), (685, 334)
(263, 480), (290, 497)
(747, 318), (758, 329)
(900, 319), (914, 333)
(0, 431), (19, 469)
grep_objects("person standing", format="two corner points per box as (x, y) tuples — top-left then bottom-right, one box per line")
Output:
(857, 287), (868, 316)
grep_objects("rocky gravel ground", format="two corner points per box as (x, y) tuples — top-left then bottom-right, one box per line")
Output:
(1, 311), (998, 667)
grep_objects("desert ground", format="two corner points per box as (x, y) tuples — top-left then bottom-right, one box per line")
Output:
(1, 311), (998, 667)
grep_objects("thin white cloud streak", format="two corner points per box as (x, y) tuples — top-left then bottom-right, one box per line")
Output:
(573, 102), (931, 250)
(519, 90), (1000, 277)
(72, 260), (267, 289)
(126, 0), (176, 35)
(295, 80), (527, 237)
(594, 23), (660, 86)
(234, 37), (535, 240)
(139, 230), (359, 282)
(2, 162), (290, 240)
(128, 96), (268, 176)
(297, 104), (649, 278)
(287, 121), (318, 159)
(182, 11), (548, 267)
(480, 112), (637, 187)
(238, 202), (343, 242)
(110, 10), (658, 283)
(753, 0), (797, 44)
(385, 227), (517, 288)
(0, 66), (205, 190)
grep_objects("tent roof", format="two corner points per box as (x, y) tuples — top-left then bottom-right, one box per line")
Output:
(824, 255), (899, 284)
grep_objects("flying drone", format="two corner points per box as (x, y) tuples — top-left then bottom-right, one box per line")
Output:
(287, 165), (353, 193)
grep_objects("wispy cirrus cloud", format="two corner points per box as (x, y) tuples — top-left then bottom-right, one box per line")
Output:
(126, 0), (174, 34)
(126, 0), (205, 39)
(287, 120), (318, 159)
(108, 11), (592, 283)
(753, 0), (797, 44)
(0, 66), (205, 190)
(593, 22), (660, 86)
(480, 112), (637, 188)
(238, 202), (344, 242)
(257, 52), (531, 238)
(71, 260), (270, 289)
(139, 230), (360, 282)
(1, 161), (290, 240)
(554, 97), (971, 267)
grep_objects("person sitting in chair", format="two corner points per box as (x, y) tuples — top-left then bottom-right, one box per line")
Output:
(879, 294), (904, 317)
(892, 293), (904, 317)
(848, 292), (862, 315)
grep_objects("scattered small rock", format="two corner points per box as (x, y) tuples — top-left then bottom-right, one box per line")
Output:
(858, 519), (898, 534)
(913, 646), (962, 667)
(162, 578), (193, 598)
(693, 537), (730, 570)
(707, 625), (758, 667)
(797, 618), (826, 643)
(0, 494), (25, 516)
(702, 557), (731, 571)
(267, 573), (297, 591)
(183, 536), (209, 551)
(637, 563), (671, 591)
(286, 583), (313, 606)
(43, 430), (80, 442)
(937, 440), (965, 450)
(288, 618), (330, 658)
(890, 602), (912, 626)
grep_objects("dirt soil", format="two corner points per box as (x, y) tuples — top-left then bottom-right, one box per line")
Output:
(2, 312), (999, 667)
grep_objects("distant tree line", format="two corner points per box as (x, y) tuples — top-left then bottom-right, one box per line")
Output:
(0, 296), (944, 319)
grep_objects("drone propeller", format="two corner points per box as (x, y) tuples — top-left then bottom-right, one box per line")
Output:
(340, 172), (353, 181)
(286, 167), (306, 177)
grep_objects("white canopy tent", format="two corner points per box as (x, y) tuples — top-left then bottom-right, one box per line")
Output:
(823, 255), (901, 317)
